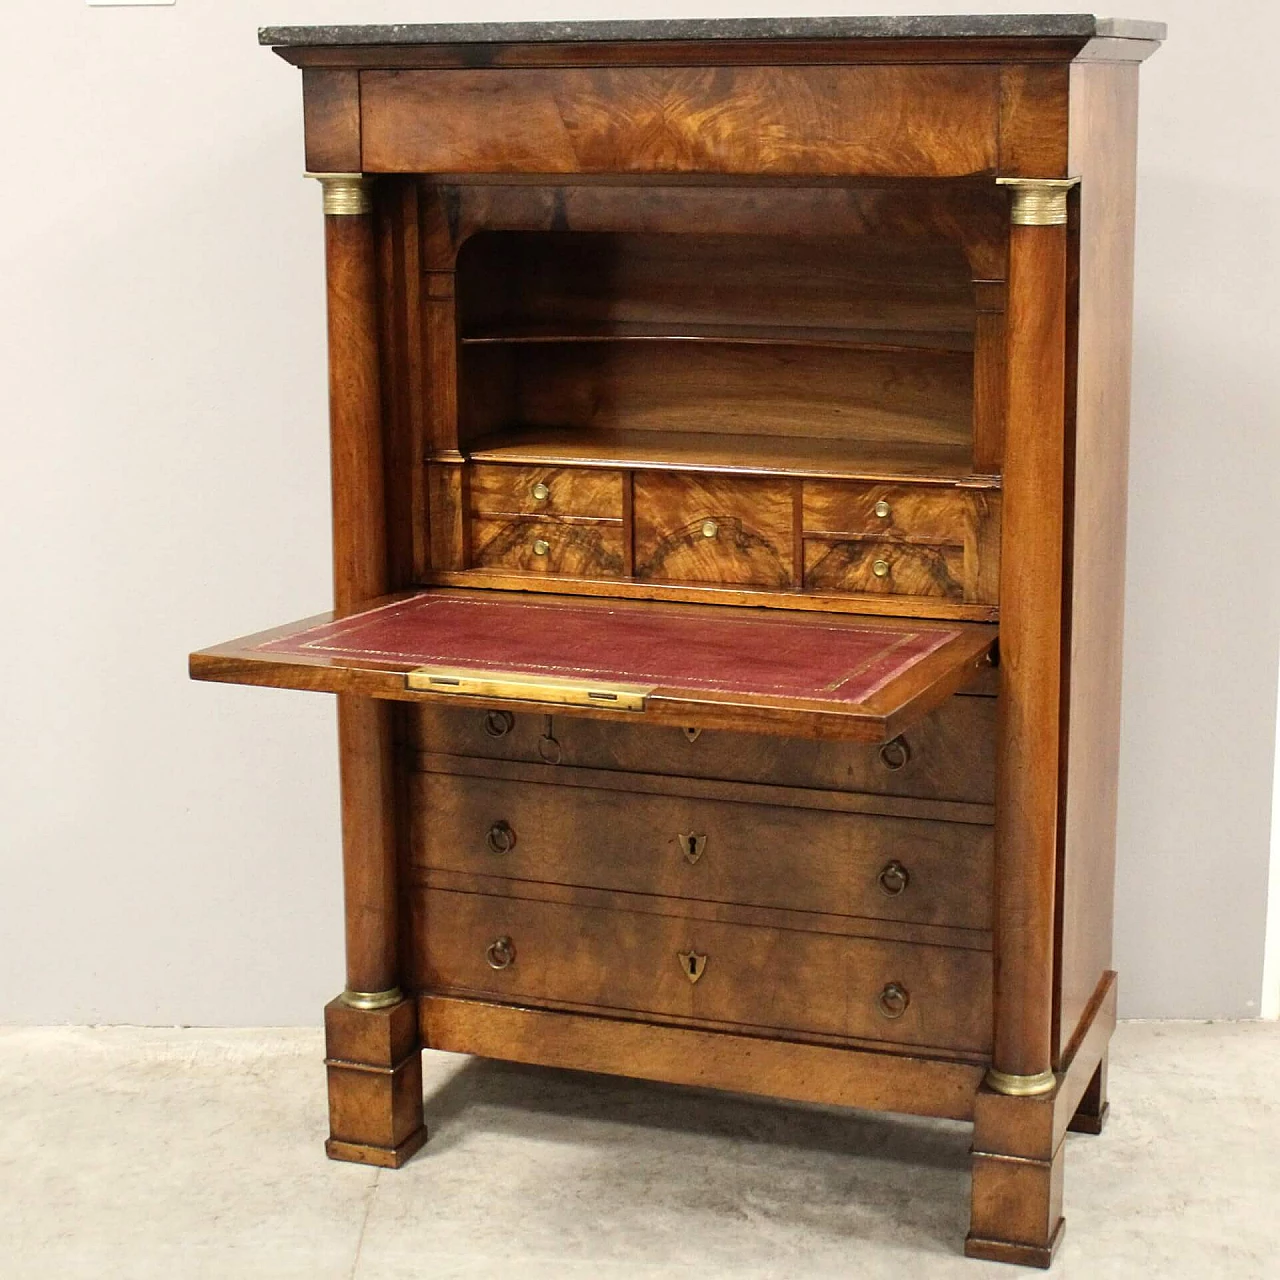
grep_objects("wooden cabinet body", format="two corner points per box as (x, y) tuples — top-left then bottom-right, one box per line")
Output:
(191, 14), (1164, 1267)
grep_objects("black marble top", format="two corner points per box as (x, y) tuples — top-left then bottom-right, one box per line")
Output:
(259, 15), (1167, 48)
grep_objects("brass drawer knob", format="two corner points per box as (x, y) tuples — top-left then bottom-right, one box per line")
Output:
(878, 736), (911, 771)
(877, 860), (910, 897)
(877, 982), (910, 1019)
(701, 519), (719, 539)
(874, 499), (892, 519)
(872, 558), (891, 578)
(532, 538), (550, 556)
(483, 710), (515, 739)
(485, 820), (517, 855)
(531, 481), (551, 502)
(486, 936), (516, 970)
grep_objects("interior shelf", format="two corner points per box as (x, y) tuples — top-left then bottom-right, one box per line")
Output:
(459, 323), (975, 355)
(466, 427), (996, 485)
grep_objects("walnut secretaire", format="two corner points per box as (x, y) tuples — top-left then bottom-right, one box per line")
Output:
(190, 14), (1164, 1267)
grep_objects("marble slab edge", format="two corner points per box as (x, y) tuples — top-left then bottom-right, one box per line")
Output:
(258, 16), (1168, 49)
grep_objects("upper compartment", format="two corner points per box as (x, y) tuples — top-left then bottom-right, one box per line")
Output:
(457, 230), (978, 481)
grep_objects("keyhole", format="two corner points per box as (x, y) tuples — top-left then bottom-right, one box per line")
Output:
(688, 956), (697, 976)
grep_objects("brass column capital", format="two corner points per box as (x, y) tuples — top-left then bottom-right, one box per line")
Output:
(306, 172), (375, 217)
(985, 1067), (1058, 1097)
(996, 177), (1081, 227)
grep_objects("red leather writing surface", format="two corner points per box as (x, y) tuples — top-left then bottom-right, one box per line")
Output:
(258, 593), (958, 705)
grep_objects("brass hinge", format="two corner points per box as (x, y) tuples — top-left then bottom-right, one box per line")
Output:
(406, 666), (652, 711)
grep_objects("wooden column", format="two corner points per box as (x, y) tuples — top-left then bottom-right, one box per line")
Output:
(989, 177), (1077, 1096)
(312, 172), (426, 1168)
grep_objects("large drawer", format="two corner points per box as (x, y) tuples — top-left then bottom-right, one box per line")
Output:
(412, 773), (992, 930)
(408, 694), (996, 805)
(415, 888), (992, 1053)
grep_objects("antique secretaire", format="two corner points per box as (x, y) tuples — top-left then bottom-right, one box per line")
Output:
(191, 14), (1164, 1266)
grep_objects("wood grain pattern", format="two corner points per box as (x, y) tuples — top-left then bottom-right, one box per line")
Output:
(992, 220), (1069, 1082)
(1055, 61), (1141, 1060)
(408, 693), (997, 804)
(804, 538), (965, 601)
(420, 995), (986, 1121)
(302, 68), (361, 173)
(426, 460), (468, 571)
(997, 64), (1070, 177)
(464, 341), (975, 451)
(361, 66), (1001, 177)
(411, 771), (993, 929)
(415, 888), (993, 1052)
(469, 463), (624, 519)
(803, 479), (975, 543)
(470, 516), (625, 577)
(633, 473), (794, 587)
(457, 231), (977, 340)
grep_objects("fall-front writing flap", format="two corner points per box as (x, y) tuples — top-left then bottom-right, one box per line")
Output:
(189, 588), (994, 743)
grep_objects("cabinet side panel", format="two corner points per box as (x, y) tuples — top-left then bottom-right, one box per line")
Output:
(1057, 61), (1140, 1058)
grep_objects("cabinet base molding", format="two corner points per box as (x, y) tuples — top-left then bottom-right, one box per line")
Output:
(965, 1218), (1064, 1270)
(420, 994), (984, 1121)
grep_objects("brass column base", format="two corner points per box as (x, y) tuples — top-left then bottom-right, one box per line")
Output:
(985, 1067), (1057, 1097)
(341, 986), (404, 1012)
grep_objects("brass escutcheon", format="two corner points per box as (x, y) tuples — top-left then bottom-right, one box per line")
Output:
(877, 982), (910, 1019)
(682, 726), (703, 743)
(678, 950), (707, 983)
(677, 833), (708, 865)
(486, 936), (516, 970)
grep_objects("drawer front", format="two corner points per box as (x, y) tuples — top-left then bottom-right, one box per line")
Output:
(411, 695), (996, 804)
(471, 517), (625, 577)
(417, 888), (992, 1053)
(804, 538), (965, 599)
(362, 66), (1000, 179)
(413, 774), (992, 930)
(633, 473), (793, 587)
(470, 464), (624, 520)
(804, 479), (977, 544)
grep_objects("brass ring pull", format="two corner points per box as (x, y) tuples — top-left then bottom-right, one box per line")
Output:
(878, 982), (910, 1019)
(878, 736), (911, 771)
(486, 820), (517, 855)
(486, 936), (516, 970)
(483, 710), (515, 739)
(532, 538), (550, 556)
(877, 860), (910, 897)
(872, 558), (891, 578)
(531, 481), (551, 502)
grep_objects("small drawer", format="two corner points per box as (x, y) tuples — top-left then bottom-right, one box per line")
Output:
(470, 464), (624, 519)
(633, 473), (793, 587)
(471, 517), (625, 577)
(416, 889), (992, 1053)
(412, 773), (993, 930)
(804, 479), (978, 544)
(805, 538), (965, 599)
(409, 694), (997, 805)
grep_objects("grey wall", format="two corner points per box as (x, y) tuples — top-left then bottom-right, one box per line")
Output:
(0, 1), (1276, 1024)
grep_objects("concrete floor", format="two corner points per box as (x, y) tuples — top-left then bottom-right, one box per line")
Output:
(1, 1021), (1276, 1279)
